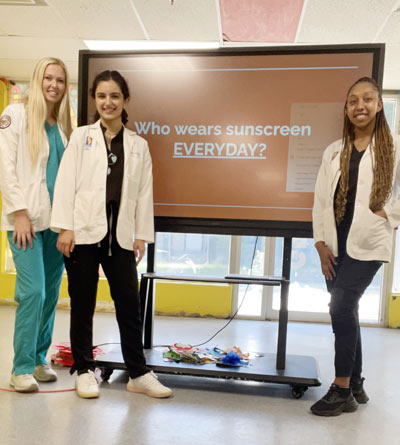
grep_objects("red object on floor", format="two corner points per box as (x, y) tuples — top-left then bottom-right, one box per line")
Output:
(51, 342), (103, 367)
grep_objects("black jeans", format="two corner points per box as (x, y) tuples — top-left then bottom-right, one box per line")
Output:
(327, 230), (381, 378)
(64, 239), (149, 379)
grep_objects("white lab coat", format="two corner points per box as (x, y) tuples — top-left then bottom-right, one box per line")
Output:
(51, 120), (154, 249)
(312, 135), (400, 262)
(0, 103), (68, 231)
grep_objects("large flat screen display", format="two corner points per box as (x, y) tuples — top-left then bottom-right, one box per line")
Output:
(79, 45), (384, 234)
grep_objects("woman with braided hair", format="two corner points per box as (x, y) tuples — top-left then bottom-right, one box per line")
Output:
(311, 77), (400, 416)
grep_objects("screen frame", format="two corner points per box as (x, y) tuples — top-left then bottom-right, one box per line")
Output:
(78, 44), (385, 237)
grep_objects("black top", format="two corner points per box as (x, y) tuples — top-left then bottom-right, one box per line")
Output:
(100, 124), (125, 253)
(101, 123), (124, 206)
(334, 145), (365, 232)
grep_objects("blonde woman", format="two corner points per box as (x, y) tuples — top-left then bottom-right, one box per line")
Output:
(0, 57), (72, 392)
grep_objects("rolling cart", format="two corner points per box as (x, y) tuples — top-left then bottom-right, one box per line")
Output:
(95, 238), (321, 399)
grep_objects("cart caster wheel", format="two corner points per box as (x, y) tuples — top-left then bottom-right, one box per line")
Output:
(100, 368), (113, 382)
(291, 385), (308, 399)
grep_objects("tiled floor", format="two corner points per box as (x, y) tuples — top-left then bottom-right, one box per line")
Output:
(0, 305), (399, 445)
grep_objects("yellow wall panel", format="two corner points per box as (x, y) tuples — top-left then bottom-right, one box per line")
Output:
(0, 78), (9, 113)
(388, 294), (400, 328)
(154, 281), (232, 318)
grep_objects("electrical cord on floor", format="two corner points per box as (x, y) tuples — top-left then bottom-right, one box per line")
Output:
(191, 236), (259, 348)
(93, 342), (122, 348)
(190, 283), (251, 348)
(0, 388), (76, 393)
(94, 237), (259, 351)
(0, 386), (76, 393)
(152, 236), (260, 349)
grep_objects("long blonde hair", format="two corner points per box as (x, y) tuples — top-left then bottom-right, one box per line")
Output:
(335, 77), (394, 224)
(25, 57), (72, 164)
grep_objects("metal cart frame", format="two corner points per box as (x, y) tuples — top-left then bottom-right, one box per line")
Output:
(95, 237), (321, 399)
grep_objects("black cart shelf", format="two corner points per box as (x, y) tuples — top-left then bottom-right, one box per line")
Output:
(95, 237), (321, 399)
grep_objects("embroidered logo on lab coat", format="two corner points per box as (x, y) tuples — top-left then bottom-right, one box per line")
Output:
(85, 136), (93, 149)
(331, 151), (339, 161)
(0, 115), (11, 129)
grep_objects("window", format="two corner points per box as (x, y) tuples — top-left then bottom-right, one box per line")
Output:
(273, 237), (328, 313)
(383, 98), (397, 133)
(272, 237), (383, 322)
(237, 236), (265, 317)
(155, 233), (230, 276)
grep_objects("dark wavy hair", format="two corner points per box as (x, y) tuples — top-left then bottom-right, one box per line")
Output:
(90, 70), (130, 124)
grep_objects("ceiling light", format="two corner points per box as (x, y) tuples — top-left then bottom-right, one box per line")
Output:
(84, 40), (220, 51)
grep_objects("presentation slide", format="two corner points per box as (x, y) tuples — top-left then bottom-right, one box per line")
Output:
(85, 50), (376, 222)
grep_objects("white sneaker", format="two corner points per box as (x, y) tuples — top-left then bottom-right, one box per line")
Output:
(33, 364), (57, 382)
(10, 373), (39, 392)
(127, 371), (172, 398)
(75, 370), (100, 398)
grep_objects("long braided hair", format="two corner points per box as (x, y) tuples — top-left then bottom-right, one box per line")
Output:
(335, 77), (394, 224)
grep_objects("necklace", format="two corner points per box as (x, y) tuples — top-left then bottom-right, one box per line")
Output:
(105, 130), (118, 139)
(102, 123), (122, 151)
(104, 130), (118, 151)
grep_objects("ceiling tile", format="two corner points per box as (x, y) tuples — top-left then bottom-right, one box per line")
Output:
(376, 11), (400, 43)
(47, 0), (146, 40)
(133, 0), (220, 40)
(298, 0), (399, 43)
(220, 0), (304, 42)
(0, 4), (75, 38)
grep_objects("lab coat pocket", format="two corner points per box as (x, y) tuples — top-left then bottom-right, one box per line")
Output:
(73, 191), (95, 232)
(357, 208), (390, 251)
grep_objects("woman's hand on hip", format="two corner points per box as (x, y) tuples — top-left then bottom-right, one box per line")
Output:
(13, 209), (36, 250)
(315, 241), (337, 281)
(57, 230), (75, 257)
(133, 239), (145, 265)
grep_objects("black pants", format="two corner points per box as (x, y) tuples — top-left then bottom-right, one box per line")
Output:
(64, 238), (149, 379)
(327, 231), (381, 378)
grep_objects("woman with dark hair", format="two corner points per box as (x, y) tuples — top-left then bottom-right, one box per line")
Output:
(311, 77), (400, 416)
(51, 70), (172, 399)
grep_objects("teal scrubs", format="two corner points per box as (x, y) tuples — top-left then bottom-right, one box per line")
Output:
(45, 122), (65, 204)
(8, 123), (66, 375)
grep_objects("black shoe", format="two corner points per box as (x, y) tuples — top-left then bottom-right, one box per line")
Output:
(310, 384), (358, 417)
(350, 377), (369, 404)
